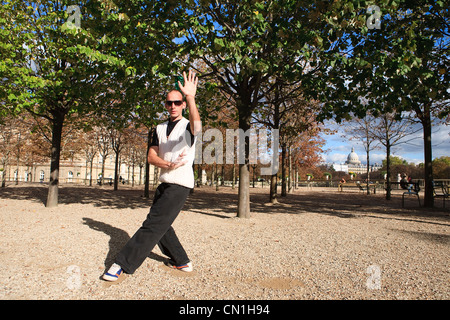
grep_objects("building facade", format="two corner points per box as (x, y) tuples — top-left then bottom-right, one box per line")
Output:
(1, 153), (157, 186)
(332, 148), (382, 175)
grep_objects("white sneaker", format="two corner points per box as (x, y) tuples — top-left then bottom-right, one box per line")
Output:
(167, 261), (193, 272)
(103, 263), (124, 281)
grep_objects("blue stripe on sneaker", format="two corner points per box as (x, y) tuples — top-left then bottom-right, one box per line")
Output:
(106, 269), (122, 278)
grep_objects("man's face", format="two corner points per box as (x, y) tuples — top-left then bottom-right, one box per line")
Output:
(165, 91), (186, 120)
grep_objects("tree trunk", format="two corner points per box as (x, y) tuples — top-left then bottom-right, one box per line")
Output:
(232, 163), (236, 189)
(366, 149), (370, 195)
(2, 163), (7, 188)
(270, 173), (278, 204)
(114, 151), (120, 191)
(46, 112), (65, 208)
(215, 163), (219, 191)
(100, 160), (106, 186)
(288, 146), (292, 193)
(15, 133), (20, 185)
(130, 163), (134, 187)
(221, 165), (225, 186)
(85, 159), (89, 186)
(269, 115), (280, 203)
(386, 143), (391, 200)
(196, 164), (202, 187)
(238, 163), (250, 217)
(237, 107), (251, 218)
(281, 142), (287, 197)
(89, 159), (94, 186)
(422, 105), (434, 207)
(252, 165), (255, 188)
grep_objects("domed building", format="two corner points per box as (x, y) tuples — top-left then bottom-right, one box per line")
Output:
(346, 147), (361, 166)
(345, 148), (361, 167)
(332, 147), (382, 175)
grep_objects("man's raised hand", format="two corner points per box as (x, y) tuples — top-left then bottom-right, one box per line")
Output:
(178, 70), (198, 98)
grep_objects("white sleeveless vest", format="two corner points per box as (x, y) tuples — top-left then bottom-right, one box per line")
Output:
(156, 117), (196, 189)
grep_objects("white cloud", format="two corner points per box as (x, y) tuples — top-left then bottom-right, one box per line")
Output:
(369, 153), (385, 164)
(321, 153), (347, 164)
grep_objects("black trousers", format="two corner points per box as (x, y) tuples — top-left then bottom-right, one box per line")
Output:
(115, 183), (191, 274)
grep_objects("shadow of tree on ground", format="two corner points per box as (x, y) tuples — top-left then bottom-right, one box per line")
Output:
(0, 183), (151, 209)
(1, 183), (448, 228)
(185, 186), (450, 228)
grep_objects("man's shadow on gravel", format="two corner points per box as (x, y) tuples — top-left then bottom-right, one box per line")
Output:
(82, 218), (166, 273)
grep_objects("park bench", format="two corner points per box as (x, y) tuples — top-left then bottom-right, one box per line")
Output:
(402, 182), (421, 208)
(432, 181), (449, 208)
(358, 183), (381, 194)
(338, 182), (365, 192)
(357, 183), (366, 192)
(338, 182), (378, 193)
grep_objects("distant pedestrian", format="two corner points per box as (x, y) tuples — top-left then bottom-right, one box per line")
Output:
(400, 174), (408, 190)
(338, 178), (346, 192)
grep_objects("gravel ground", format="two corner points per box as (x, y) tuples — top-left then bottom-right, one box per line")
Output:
(0, 183), (448, 300)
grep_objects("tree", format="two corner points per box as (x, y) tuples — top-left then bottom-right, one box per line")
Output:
(109, 125), (127, 191)
(252, 78), (296, 203)
(343, 113), (380, 194)
(80, 130), (97, 186)
(382, 156), (408, 167)
(254, 77), (322, 202)
(0, 117), (19, 186)
(94, 125), (111, 186)
(0, 0), (127, 207)
(281, 99), (323, 196)
(370, 112), (420, 199)
(177, 1), (349, 217)
(123, 125), (148, 187)
(321, 1), (449, 207)
(290, 124), (326, 185)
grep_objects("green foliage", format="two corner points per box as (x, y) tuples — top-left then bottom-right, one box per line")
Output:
(0, 0), (186, 206)
(433, 156), (450, 179)
(379, 156), (450, 180)
(382, 156), (408, 167)
(0, 0), (127, 121)
(0, 0), (183, 127)
(316, 0), (449, 206)
(176, 1), (354, 115)
(2, 0), (446, 208)
(433, 156), (450, 166)
(319, 0), (449, 122)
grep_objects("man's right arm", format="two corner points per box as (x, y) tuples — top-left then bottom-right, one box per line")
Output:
(148, 146), (169, 169)
(147, 146), (186, 170)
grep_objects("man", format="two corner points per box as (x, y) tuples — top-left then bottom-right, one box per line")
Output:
(103, 70), (201, 281)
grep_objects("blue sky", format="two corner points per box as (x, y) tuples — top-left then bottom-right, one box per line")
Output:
(320, 120), (449, 166)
